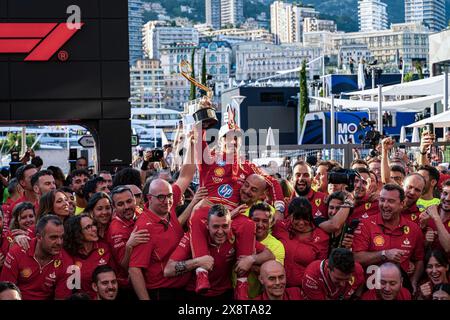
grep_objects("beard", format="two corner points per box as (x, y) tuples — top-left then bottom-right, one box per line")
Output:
(295, 184), (311, 196)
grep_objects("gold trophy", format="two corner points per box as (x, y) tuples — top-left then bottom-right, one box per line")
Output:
(179, 60), (218, 129)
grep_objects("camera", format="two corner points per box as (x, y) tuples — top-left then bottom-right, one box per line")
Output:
(358, 117), (382, 151)
(147, 149), (164, 162)
(328, 168), (359, 192)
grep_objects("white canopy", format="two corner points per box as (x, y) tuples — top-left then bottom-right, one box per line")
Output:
(310, 94), (444, 112)
(407, 110), (450, 128)
(344, 74), (449, 96)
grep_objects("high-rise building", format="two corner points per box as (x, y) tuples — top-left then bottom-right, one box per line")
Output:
(303, 18), (337, 33)
(128, 0), (144, 66)
(358, 0), (389, 32)
(405, 0), (446, 32)
(205, 0), (221, 29)
(129, 59), (165, 109)
(142, 21), (199, 60)
(221, 0), (244, 27)
(270, 1), (319, 44)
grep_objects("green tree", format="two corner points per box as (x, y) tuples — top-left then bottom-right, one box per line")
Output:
(415, 62), (424, 80)
(189, 48), (196, 100)
(299, 60), (309, 131)
(200, 51), (207, 96)
(3, 132), (40, 152)
(403, 71), (414, 82)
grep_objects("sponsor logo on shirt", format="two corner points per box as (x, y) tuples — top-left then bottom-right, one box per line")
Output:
(20, 268), (32, 278)
(315, 210), (322, 217)
(373, 235), (385, 246)
(99, 258), (107, 265)
(403, 226), (410, 235)
(218, 184), (233, 199)
(214, 167), (225, 177)
(54, 259), (61, 268)
(217, 160), (226, 167)
(49, 272), (56, 279)
(349, 275), (355, 286)
(365, 203), (371, 210)
(403, 238), (410, 246)
(75, 261), (82, 268)
(212, 177), (223, 184)
(411, 214), (417, 221)
(362, 213), (369, 219)
(98, 248), (105, 256)
(315, 198), (321, 207)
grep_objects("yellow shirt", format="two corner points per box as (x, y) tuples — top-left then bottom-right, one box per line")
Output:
(416, 198), (440, 212)
(75, 206), (85, 215)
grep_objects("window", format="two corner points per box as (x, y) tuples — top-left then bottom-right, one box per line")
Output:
(210, 54), (217, 63)
(220, 65), (227, 74)
(210, 66), (217, 74)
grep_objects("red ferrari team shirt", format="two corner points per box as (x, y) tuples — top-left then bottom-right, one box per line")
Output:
(301, 259), (365, 300)
(0, 238), (72, 300)
(105, 215), (135, 287)
(272, 219), (329, 287)
(129, 184), (190, 290)
(348, 196), (379, 223)
(361, 287), (411, 300)
(288, 189), (328, 219)
(425, 210), (450, 254)
(70, 240), (112, 299)
(401, 204), (421, 226)
(199, 138), (284, 210)
(352, 213), (425, 273)
(253, 287), (303, 300)
(170, 233), (265, 297)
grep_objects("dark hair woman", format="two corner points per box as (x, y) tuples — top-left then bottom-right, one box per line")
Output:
(37, 189), (70, 222)
(84, 192), (113, 239)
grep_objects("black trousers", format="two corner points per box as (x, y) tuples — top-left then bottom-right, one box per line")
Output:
(148, 288), (188, 301)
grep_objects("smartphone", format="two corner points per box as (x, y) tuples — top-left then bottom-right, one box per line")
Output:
(425, 123), (434, 133)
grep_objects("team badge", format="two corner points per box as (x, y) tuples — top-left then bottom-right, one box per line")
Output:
(214, 167), (225, 177)
(315, 210), (322, 217)
(217, 160), (226, 167)
(99, 258), (106, 265)
(6, 236), (13, 243)
(373, 235), (385, 246)
(98, 248), (105, 256)
(349, 275), (355, 286)
(403, 238), (410, 245)
(54, 259), (61, 268)
(411, 214), (417, 221)
(362, 213), (369, 219)
(403, 226), (410, 235)
(20, 268), (32, 278)
(365, 203), (371, 210)
(315, 199), (321, 207)
(218, 184), (233, 199)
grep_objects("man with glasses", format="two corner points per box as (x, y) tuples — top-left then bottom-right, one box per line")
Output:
(352, 184), (424, 292)
(128, 137), (196, 300)
(106, 185), (150, 300)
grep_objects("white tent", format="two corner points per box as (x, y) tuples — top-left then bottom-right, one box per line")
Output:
(310, 94), (443, 112)
(344, 74), (449, 96)
(407, 110), (450, 128)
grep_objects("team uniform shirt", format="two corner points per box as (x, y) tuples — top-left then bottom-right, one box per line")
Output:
(416, 198), (440, 212)
(105, 215), (135, 288)
(425, 210), (450, 255)
(352, 213), (425, 274)
(289, 189), (328, 220)
(272, 219), (329, 287)
(361, 287), (411, 300)
(129, 184), (190, 290)
(348, 196), (379, 223)
(301, 259), (365, 300)
(401, 204), (421, 226)
(70, 240), (112, 299)
(171, 232), (265, 297)
(0, 232), (11, 267)
(8, 194), (39, 215)
(75, 206), (85, 215)
(0, 238), (72, 300)
(253, 287), (303, 300)
(2, 198), (16, 231)
(199, 136), (284, 210)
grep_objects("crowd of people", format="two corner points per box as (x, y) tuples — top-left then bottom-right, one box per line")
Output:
(0, 124), (449, 301)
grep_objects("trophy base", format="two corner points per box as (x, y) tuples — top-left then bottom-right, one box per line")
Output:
(193, 108), (218, 129)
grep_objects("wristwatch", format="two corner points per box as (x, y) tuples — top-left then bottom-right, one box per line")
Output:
(381, 250), (387, 262)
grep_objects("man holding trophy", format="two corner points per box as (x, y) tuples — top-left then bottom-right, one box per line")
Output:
(179, 61), (285, 299)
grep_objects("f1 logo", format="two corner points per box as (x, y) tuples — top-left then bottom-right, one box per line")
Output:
(0, 22), (84, 61)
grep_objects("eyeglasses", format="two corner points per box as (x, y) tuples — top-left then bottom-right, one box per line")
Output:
(148, 193), (173, 202)
(82, 224), (96, 231)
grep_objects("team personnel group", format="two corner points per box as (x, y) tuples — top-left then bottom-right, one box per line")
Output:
(0, 123), (449, 301)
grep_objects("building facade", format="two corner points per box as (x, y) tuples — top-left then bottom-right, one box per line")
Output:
(221, 0), (244, 27)
(199, 27), (275, 43)
(235, 41), (322, 81)
(303, 18), (337, 33)
(358, 0), (389, 32)
(405, 0), (447, 32)
(128, 0), (144, 66)
(270, 1), (319, 44)
(142, 21), (199, 60)
(205, 0), (221, 29)
(130, 59), (165, 109)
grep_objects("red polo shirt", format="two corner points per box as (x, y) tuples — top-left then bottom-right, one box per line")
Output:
(288, 189), (328, 219)
(401, 204), (421, 227)
(129, 184), (188, 290)
(253, 287), (303, 300)
(272, 219), (329, 287)
(352, 213), (425, 273)
(9, 194), (39, 215)
(361, 287), (411, 300)
(301, 259), (364, 300)
(170, 232), (265, 297)
(425, 210), (450, 254)
(0, 238), (72, 300)
(70, 240), (112, 299)
(105, 215), (135, 288)
(348, 196), (379, 223)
